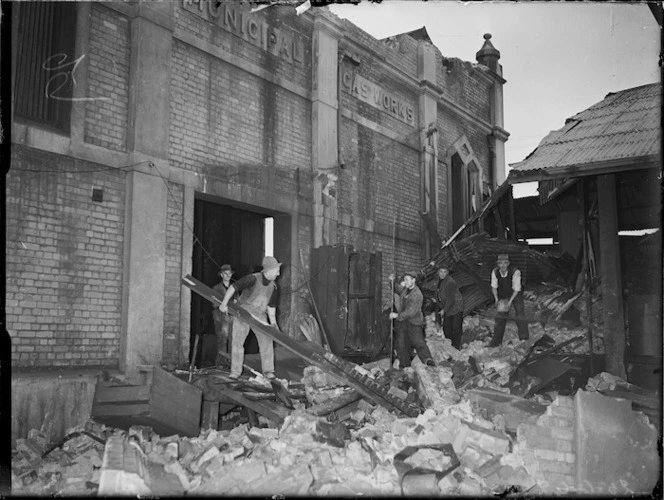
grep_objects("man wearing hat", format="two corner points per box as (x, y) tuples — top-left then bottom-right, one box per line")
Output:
(212, 264), (235, 364)
(218, 256), (282, 380)
(388, 271), (436, 368)
(435, 265), (464, 349)
(489, 254), (529, 347)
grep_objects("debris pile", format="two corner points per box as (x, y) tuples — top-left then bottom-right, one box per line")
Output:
(12, 423), (112, 496)
(11, 306), (657, 497)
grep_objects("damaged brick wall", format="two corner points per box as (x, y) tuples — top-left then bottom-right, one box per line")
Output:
(516, 395), (576, 492)
(7, 146), (126, 368)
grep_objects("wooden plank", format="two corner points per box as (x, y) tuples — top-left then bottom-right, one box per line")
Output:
(335, 246), (349, 353)
(93, 384), (151, 404)
(201, 401), (219, 430)
(213, 385), (289, 424)
(92, 403), (151, 417)
(182, 275), (421, 417)
(151, 367), (202, 435)
(597, 174), (626, 378)
(92, 366), (202, 437)
(307, 390), (363, 416)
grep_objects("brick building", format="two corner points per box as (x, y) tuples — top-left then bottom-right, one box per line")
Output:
(8, 1), (507, 435)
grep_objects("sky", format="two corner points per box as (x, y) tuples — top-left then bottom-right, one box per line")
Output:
(328, 2), (661, 197)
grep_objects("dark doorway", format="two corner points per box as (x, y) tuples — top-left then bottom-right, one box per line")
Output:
(190, 197), (277, 367)
(451, 152), (466, 232)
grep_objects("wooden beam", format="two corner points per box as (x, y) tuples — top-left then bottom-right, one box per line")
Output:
(507, 185), (517, 241)
(212, 384), (290, 425)
(419, 211), (443, 249)
(307, 390), (363, 417)
(597, 174), (626, 379)
(492, 207), (505, 239)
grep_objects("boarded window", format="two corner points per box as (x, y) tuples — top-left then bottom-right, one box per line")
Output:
(14, 2), (77, 133)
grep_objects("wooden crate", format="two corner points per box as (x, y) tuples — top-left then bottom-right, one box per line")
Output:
(92, 366), (202, 437)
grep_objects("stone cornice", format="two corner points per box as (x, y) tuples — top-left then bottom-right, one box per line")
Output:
(419, 80), (443, 100)
(491, 126), (510, 142)
(475, 64), (506, 84)
(312, 10), (345, 40)
(105, 1), (174, 31)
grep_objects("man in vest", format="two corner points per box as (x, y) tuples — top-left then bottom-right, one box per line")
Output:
(389, 271), (436, 368)
(218, 256), (281, 380)
(489, 253), (529, 347)
(435, 265), (464, 349)
(212, 264), (235, 365)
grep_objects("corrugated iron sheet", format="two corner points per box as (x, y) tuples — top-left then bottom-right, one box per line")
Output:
(513, 83), (662, 173)
(419, 232), (574, 314)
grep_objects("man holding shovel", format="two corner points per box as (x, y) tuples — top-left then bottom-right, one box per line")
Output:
(489, 254), (529, 347)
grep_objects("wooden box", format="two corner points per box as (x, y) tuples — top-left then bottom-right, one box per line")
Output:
(92, 366), (202, 437)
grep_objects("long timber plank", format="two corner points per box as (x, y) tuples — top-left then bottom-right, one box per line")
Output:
(181, 275), (420, 417)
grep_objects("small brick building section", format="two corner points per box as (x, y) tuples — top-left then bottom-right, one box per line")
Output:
(517, 395), (576, 493)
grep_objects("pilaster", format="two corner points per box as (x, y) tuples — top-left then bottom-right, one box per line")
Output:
(311, 12), (342, 247)
(418, 43), (441, 261)
(120, 1), (174, 376)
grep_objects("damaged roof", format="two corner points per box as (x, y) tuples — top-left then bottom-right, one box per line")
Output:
(510, 83), (662, 180)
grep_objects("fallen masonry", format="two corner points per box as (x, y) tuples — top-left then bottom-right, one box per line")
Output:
(12, 317), (661, 496)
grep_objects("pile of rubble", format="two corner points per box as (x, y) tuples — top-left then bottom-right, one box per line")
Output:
(12, 395), (541, 496)
(13, 317), (658, 496)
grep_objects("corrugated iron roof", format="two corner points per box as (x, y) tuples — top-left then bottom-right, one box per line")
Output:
(512, 83), (662, 173)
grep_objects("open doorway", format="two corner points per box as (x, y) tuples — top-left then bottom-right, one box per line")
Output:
(189, 196), (290, 367)
(450, 152), (466, 232)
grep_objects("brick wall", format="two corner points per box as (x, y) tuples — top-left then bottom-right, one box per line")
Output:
(336, 30), (422, 303)
(85, 4), (131, 152)
(163, 181), (185, 364)
(170, 3), (312, 175)
(517, 395), (576, 493)
(437, 55), (492, 124)
(6, 146), (126, 369)
(169, 41), (311, 174)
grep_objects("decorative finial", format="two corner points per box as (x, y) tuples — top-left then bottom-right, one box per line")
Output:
(476, 33), (500, 70)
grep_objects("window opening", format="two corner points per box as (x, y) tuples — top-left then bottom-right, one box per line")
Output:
(14, 2), (76, 133)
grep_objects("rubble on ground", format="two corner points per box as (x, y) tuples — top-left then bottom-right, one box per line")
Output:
(12, 314), (657, 496)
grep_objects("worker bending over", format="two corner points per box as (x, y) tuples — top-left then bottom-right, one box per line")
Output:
(389, 271), (436, 368)
(489, 253), (529, 347)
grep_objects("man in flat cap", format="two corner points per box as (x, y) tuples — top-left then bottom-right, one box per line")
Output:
(212, 264), (236, 364)
(435, 264), (464, 349)
(489, 253), (529, 347)
(388, 270), (436, 368)
(219, 256), (282, 379)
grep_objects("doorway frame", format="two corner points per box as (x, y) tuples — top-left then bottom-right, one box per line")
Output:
(178, 187), (299, 367)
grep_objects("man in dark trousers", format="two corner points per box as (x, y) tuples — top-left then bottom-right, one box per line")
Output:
(489, 253), (529, 347)
(218, 256), (282, 380)
(389, 271), (436, 368)
(212, 264), (235, 365)
(435, 264), (464, 349)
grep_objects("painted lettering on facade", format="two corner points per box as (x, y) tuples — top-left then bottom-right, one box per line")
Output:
(183, 0), (305, 65)
(342, 71), (415, 127)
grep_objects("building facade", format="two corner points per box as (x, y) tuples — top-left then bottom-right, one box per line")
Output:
(7, 1), (507, 375)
